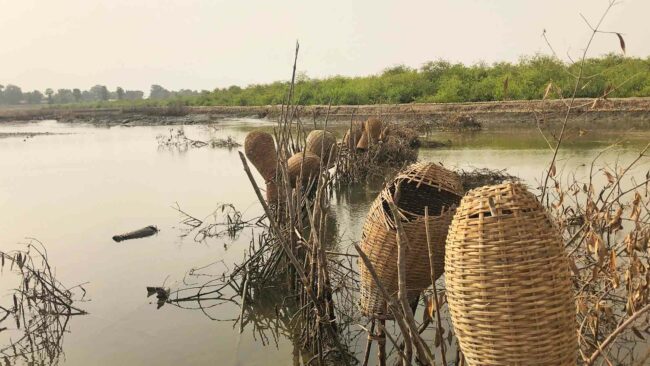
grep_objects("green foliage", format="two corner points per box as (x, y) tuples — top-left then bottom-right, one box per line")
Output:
(184, 54), (650, 106)
(1, 54), (649, 107)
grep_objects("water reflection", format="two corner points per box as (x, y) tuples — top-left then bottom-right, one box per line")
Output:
(0, 240), (87, 366)
(153, 240), (316, 364)
(1, 119), (648, 365)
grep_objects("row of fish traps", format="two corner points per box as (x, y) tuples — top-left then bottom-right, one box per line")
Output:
(244, 129), (337, 203)
(358, 162), (577, 366)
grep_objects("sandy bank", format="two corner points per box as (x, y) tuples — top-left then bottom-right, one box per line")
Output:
(1, 98), (649, 129)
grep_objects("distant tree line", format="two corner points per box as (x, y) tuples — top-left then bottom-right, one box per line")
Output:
(0, 84), (146, 105)
(2, 54), (649, 107)
(181, 54), (647, 106)
(0, 83), (214, 106)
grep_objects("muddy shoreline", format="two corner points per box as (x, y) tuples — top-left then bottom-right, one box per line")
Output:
(1, 98), (649, 129)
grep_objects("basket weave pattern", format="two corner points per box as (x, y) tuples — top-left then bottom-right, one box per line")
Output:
(445, 182), (577, 366)
(343, 128), (362, 150)
(365, 117), (382, 142)
(305, 130), (336, 160)
(287, 152), (321, 187)
(359, 162), (462, 317)
(244, 131), (277, 182)
(356, 130), (369, 150)
(392, 162), (464, 218)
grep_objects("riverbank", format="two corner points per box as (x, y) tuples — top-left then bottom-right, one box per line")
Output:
(1, 98), (649, 128)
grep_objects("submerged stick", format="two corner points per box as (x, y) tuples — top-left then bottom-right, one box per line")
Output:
(387, 201), (435, 365)
(238, 263), (249, 334)
(377, 319), (387, 366)
(354, 243), (423, 365)
(239, 151), (351, 365)
(425, 206), (447, 365)
(361, 320), (375, 366)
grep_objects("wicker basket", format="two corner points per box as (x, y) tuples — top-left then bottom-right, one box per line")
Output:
(445, 182), (577, 366)
(365, 117), (383, 142)
(379, 126), (389, 142)
(287, 152), (321, 187)
(391, 162), (464, 219)
(356, 130), (369, 150)
(305, 130), (338, 166)
(359, 162), (463, 317)
(266, 181), (278, 203)
(343, 121), (364, 150)
(343, 128), (359, 150)
(244, 131), (277, 182)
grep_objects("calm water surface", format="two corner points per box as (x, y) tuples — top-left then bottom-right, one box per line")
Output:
(0, 119), (648, 365)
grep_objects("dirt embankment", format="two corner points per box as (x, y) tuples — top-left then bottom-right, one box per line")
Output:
(1, 98), (649, 128)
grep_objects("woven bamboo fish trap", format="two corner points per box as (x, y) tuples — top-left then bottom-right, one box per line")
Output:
(356, 130), (369, 150)
(445, 182), (577, 366)
(287, 152), (321, 187)
(359, 162), (463, 317)
(266, 181), (278, 203)
(379, 126), (389, 142)
(343, 128), (361, 150)
(305, 130), (338, 165)
(343, 121), (364, 150)
(365, 117), (383, 143)
(244, 131), (277, 182)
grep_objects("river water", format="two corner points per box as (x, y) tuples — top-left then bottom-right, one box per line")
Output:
(0, 119), (648, 365)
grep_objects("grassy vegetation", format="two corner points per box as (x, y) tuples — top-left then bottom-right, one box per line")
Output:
(15, 54), (650, 109)
(174, 54), (650, 106)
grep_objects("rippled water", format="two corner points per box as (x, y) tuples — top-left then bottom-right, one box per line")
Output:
(0, 119), (647, 365)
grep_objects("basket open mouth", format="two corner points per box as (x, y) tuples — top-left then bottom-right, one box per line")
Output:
(385, 178), (462, 220)
(359, 162), (463, 318)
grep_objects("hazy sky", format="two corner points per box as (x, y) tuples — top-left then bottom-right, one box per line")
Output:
(1, 0), (648, 92)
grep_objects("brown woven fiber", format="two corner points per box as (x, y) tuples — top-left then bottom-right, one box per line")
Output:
(244, 131), (277, 182)
(356, 130), (369, 150)
(445, 182), (577, 366)
(379, 126), (389, 142)
(287, 152), (321, 187)
(359, 162), (463, 317)
(343, 121), (364, 150)
(365, 117), (383, 142)
(391, 162), (464, 219)
(305, 130), (338, 165)
(343, 128), (360, 150)
(265, 181), (278, 203)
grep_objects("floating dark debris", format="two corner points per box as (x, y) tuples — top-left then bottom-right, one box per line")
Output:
(112, 225), (159, 242)
(456, 167), (520, 191)
(146, 286), (170, 309)
(157, 127), (240, 150)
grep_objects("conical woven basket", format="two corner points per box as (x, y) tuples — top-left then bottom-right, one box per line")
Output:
(305, 130), (338, 166)
(265, 181), (278, 204)
(356, 130), (369, 150)
(244, 131), (277, 182)
(287, 152), (321, 187)
(343, 121), (364, 150)
(391, 162), (464, 219)
(379, 126), (389, 142)
(445, 182), (577, 366)
(343, 128), (361, 150)
(305, 130), (335, 158)
(365, 117), (382, 143)
(359, 162), (463, 318)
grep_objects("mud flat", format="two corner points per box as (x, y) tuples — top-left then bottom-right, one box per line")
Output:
(0, 132), (62, 139)
(1, 98), (649, 129)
